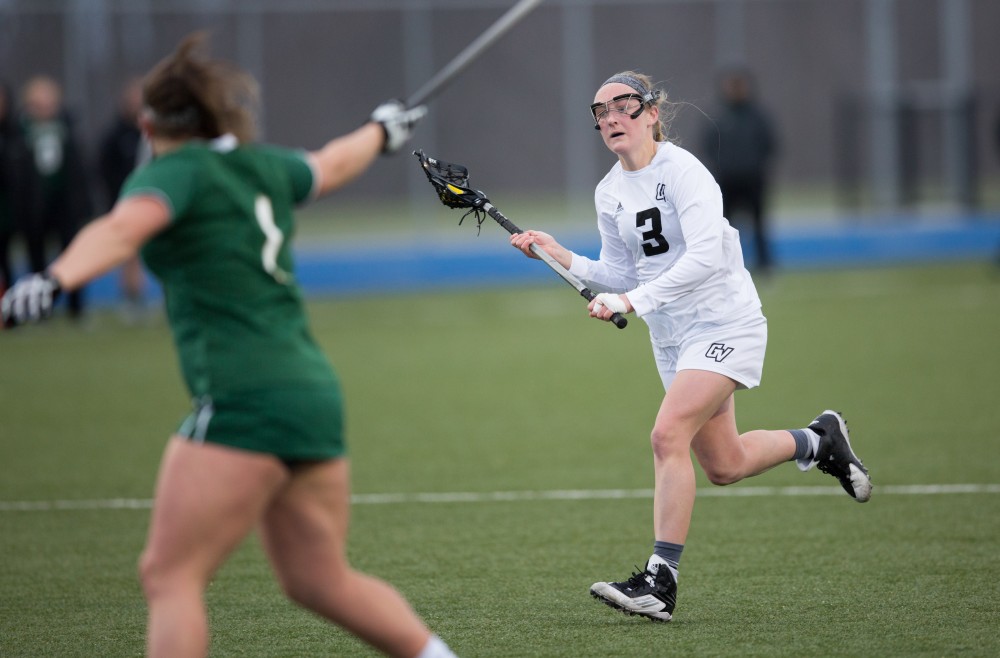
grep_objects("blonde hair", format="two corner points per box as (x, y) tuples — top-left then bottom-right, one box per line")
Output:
(142, 32), (258, 143)
(603, 70), (675, 142)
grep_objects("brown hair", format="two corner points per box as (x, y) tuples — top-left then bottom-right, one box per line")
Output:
(142, 32), (258, 143)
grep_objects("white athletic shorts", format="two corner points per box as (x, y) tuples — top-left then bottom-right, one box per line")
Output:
(651, 314), (767, 391)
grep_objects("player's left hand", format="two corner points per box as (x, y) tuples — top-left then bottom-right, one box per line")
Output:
(371, 100), (427, 154)
(589, 292), (631, 320)
(1, 271), (63, 328)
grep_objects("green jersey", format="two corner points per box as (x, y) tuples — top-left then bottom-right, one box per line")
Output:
(121, 136), (333, 397)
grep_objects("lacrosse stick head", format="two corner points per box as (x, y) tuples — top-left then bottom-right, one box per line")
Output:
(414, 149), (489, 209)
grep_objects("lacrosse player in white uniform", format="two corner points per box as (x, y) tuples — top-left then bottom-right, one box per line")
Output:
(511, 71), (872, 623)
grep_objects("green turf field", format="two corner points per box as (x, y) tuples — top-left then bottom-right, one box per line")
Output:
(2, 262), (999, 657)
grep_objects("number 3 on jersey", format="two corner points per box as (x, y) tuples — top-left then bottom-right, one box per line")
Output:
(636, 207), (670, 256)
(254, 194), (291, 284)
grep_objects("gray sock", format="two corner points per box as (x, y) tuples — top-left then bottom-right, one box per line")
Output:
(653, 540), (684, 571)
(790, 428), (813, 461)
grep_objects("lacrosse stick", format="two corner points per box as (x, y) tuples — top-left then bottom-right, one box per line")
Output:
(414, 149), (627, 329)
(405, 0), (544, 108)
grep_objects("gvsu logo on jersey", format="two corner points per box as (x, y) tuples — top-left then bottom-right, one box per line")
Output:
(705, 342), (734, 362)
(655, 183), (666, 201)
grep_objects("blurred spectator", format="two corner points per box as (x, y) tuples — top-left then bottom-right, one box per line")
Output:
(99, 78), (148, 321)
(701, 68), (778, 275)
(995, 105), (1000, 160)
(1, 82), (40, 293)
(20, 75), (92, 319)
(996, 107), (1000, 266)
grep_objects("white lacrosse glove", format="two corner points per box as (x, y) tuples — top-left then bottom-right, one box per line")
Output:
(370, 100), (427, 154)
(592, 292), (629, 315)
(1, 271), (63, 328)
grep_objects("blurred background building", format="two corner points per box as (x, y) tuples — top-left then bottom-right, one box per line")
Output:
(2, 0), (999, 296)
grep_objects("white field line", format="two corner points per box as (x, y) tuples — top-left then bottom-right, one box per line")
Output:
(1, 483), (998, 512)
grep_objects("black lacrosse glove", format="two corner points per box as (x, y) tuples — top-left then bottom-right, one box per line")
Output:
(371, 100), (427, 154)
(1, 271), (63, 328)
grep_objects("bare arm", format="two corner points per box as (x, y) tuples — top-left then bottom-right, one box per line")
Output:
(308, 122), (384, 198)
(308, 101), (427, 198)
(49, 196), (171, 290)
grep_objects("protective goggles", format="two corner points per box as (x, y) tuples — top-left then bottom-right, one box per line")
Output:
(591, 90), (659, 129)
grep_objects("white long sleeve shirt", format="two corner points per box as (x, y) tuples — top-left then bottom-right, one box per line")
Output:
(568, 142), (762, 346)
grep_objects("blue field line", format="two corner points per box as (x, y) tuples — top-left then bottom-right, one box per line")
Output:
(773, 215), (1000, 268)
(76, 213), (1000, 305)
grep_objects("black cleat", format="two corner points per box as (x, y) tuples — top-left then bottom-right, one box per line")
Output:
(810, 410), (872, 502)
(590, 559), (676, 622)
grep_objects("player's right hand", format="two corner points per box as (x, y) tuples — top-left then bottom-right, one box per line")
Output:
(371, 100), (427, 154)
(510, 230), (556, 260)
(590, 292), (631, 320)
(1, 272), (63, 328)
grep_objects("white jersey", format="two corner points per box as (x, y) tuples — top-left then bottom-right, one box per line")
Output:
(567, 142), (763, 346)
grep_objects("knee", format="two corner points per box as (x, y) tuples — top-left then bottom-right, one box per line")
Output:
(137, 546), (205, 602)
(275, 566), (348, 612)
(701, 465), (742, 487)
(137, 548), (168, 600)
(276, 576), (319, 610)
(650, 425), (690, 462)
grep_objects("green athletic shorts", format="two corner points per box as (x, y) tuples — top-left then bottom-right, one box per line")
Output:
(176, 384), (346, 461)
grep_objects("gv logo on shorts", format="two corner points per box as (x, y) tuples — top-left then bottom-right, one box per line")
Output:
(705, 342), (734, 362)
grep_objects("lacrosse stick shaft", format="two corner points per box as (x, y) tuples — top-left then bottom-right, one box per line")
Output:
(405, 0), (544, 107)
(483, 203), (628, 329)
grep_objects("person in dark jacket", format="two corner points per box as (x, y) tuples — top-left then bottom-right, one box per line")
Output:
(701, 68), (777, 275)
(20, 75), (93, 318)
(0, 82), (40, 292)
(995, 109), (1000, 267)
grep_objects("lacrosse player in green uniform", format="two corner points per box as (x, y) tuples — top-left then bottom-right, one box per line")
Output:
(1, 34), (457, 658)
